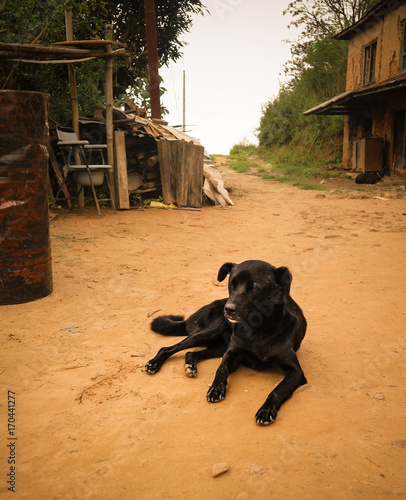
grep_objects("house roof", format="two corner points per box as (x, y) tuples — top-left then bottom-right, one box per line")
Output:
(303, 73), (406, 115)
(334, 0), (406, 40)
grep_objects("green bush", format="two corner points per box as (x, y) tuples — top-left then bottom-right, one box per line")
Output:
(257, 37), (347, 166)
(229, 140), (258, 156)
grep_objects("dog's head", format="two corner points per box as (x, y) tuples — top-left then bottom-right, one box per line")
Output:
(218, 260), (292, 324)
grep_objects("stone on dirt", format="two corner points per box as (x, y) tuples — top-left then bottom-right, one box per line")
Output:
(212, 462), (229, 478)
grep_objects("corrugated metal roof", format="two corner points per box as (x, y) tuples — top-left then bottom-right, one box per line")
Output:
(303, 73), (406, 115)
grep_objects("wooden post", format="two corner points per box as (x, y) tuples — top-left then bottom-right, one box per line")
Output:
(65, 9), (78, 133)
(114, 131), (130, 209)
(105, 24), (115, 197)
(65, 8), (84, 206)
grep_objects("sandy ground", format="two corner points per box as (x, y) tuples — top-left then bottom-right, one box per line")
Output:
(1, 159), (406, 499)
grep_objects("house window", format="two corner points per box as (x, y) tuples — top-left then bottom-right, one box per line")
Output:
(402, 21), (406, 72)
(363, 41), (377, 85)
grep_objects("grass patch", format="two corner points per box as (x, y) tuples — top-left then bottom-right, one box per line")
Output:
(225, 142), (406, 199)
(272, 175), (295, 183)
(228, 157), (251, 173)
(258, 145), (343, 179)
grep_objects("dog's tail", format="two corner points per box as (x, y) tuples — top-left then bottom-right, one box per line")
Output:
(150, 315), (188, 336)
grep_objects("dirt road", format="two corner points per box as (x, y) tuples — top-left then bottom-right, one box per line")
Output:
(1, 159), (405, 499)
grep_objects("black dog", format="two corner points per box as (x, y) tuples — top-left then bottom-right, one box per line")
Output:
(146, 260), (307, 425)
(355, 167), (390, 184)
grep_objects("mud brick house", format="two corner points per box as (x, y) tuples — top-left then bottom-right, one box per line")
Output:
(304, 0), (406, 173)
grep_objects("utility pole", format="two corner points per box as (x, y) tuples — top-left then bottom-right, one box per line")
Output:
(144, 0), (161, 119)
(183, 70), (186, 133)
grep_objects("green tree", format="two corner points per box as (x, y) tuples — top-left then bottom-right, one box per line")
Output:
(258, 0), (380, 157)
(284, 0), (380, 41)
(0, 0), (207, 123)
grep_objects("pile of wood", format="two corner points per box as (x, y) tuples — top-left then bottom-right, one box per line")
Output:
(112, 101), (233, 208)
(113, 100), (168, 196)
(203, 157), (234, 207)
(50, 98), (234, 210)
(125, 137), (161, 194)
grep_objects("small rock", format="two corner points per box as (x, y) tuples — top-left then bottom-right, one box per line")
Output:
(366, 391), (385, 400)
(212, 462), (229, 478)
(250, 464), (266, 476)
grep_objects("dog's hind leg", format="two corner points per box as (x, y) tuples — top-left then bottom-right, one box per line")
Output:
(146, 328), (225, 375)
(185, 344), (228, 378)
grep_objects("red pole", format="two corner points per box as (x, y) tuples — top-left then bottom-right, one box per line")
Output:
(144, 0), (161, 119)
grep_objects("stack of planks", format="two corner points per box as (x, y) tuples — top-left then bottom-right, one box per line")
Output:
(105, 101), (233, 210)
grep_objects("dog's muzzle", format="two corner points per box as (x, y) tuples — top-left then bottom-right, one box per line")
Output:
(224, 303), (241, 323)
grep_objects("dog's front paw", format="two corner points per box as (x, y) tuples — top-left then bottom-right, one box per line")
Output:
(145, 360), (162, 374)
(207, 382), (227, 403)
(255, 405), (277, 425)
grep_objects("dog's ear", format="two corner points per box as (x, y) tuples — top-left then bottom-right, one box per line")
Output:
(217, 262), (236, 282)
(275, 266), (292, 294)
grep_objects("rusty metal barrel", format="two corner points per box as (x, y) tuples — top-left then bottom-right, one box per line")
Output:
(0, 90), (53, 305)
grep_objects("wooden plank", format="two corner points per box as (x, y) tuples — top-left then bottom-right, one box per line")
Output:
(176, 140), (188, 207)
(114, 131), (130, 209)
(157, 139), (177, 205)
(187, 144), (204, 208)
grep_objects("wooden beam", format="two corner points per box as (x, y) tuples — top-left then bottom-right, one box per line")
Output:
(0, 48), (126, 61)
(65, 8), (83, 207)
(114, 131), (130, 209)
(1, 48), (126, 64)
(105, 24), (115, 199)
(0, 41), (97, 55)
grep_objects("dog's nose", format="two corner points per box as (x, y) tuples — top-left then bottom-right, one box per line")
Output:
(225, 303), (236, 314)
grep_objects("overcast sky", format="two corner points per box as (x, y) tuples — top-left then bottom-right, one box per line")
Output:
(159, 0), (300, 154)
